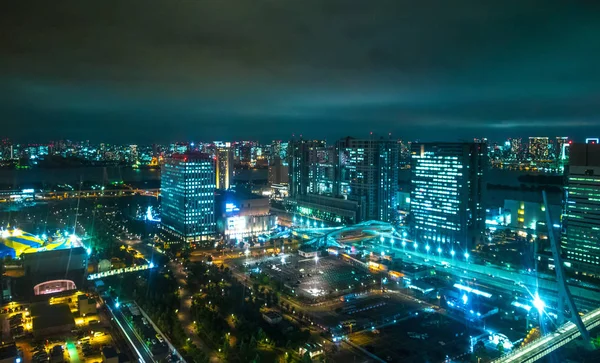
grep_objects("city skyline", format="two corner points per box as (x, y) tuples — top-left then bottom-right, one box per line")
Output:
(2, 1), (600, 143)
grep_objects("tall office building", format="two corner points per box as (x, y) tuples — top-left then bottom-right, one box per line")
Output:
(215, 145), (233, 190)
(507, 137), (523, 160)
(562, 143), (600, 278)
(268, 156), (289, 185)
(287, 139), (327, 198)
(160, 152), (216, 243)
(335, 137), (399, 222)
(555, 137), (569, 161)
(528, 137), (550, 161)
(410, 143), (486, 253)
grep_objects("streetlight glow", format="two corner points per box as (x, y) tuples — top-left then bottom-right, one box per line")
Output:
(533, 293), (545, 312)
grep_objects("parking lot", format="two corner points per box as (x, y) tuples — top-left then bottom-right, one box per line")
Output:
(239, 254), (381, 301)
(15, 327), (113, 362)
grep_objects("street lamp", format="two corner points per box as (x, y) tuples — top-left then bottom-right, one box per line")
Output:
(413, 242), (418, 251)
(464, 252), (470, 261)
(425, 245), (430, 254)
(402, 241), (406, 249)
(380, 236), (385, 243)
(450, 250), (455, 259)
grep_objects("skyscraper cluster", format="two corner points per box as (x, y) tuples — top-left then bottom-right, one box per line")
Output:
(286, 136), (399, 224)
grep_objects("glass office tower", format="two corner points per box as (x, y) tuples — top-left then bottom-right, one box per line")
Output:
(410, 142), (486, 254)
(563, 143), (600, 278)
(215, 145), (233, 190)
(335, 137), (399, 222)
(160, 152), (216, 244)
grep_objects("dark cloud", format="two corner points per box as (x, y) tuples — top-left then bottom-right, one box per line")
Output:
(1, 0), (600, 142)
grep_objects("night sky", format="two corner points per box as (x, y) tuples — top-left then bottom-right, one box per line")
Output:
(2, 1), (600, 143)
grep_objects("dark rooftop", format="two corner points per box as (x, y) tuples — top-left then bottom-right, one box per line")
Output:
(31, 303), (75, 331)
(102, 346), (118, 359)
(0, 344), (18, 359)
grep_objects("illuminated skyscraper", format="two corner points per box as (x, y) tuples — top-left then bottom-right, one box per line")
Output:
(160, 152), (216, 243)
(288, 139), (327, 198)
(215, 145), (233, 190)
(507, 137), (523, 160)
(555, 137), (569, 161)
(335, 137), (399, 222)
(562, 143), (600, 278)
(410, 143), (486, 253)
(528, 137), (550, 161)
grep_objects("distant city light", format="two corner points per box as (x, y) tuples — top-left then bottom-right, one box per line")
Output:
(86, 247), (92, 256)
(437, 247), (442, 254)
(450, 250), (456, 256)
(464, 252), (470, 260)
(425, 245), (430, 252)
(413, 242), (418, 250)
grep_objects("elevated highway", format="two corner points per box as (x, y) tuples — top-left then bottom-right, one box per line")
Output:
(492, 307), (600, 363)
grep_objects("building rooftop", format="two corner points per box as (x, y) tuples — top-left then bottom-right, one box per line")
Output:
(102, 346), (118, 359)
(170, 152), (213, 161)
(263, 311), (282, 319)
(0, 344), (18, 360)
(31, 303), (75, 331)
(219, 189), (265, 201)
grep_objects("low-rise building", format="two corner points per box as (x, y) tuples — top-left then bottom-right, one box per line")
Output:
(216, 190), (277, 240)
(78, 295), (97, 316)
(0, 344), (18, 363)
(101, 346), (119, 363)
(262, 311), (283, 325)
(298, 246), (319, 258)
(31, 303), (76, 338)
(299, 343), (324, 359)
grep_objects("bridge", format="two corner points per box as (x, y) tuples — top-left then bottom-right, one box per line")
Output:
(87, 262), (155, 280)
(0, 188), (160, 202)
(493, 307), (600, 363)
